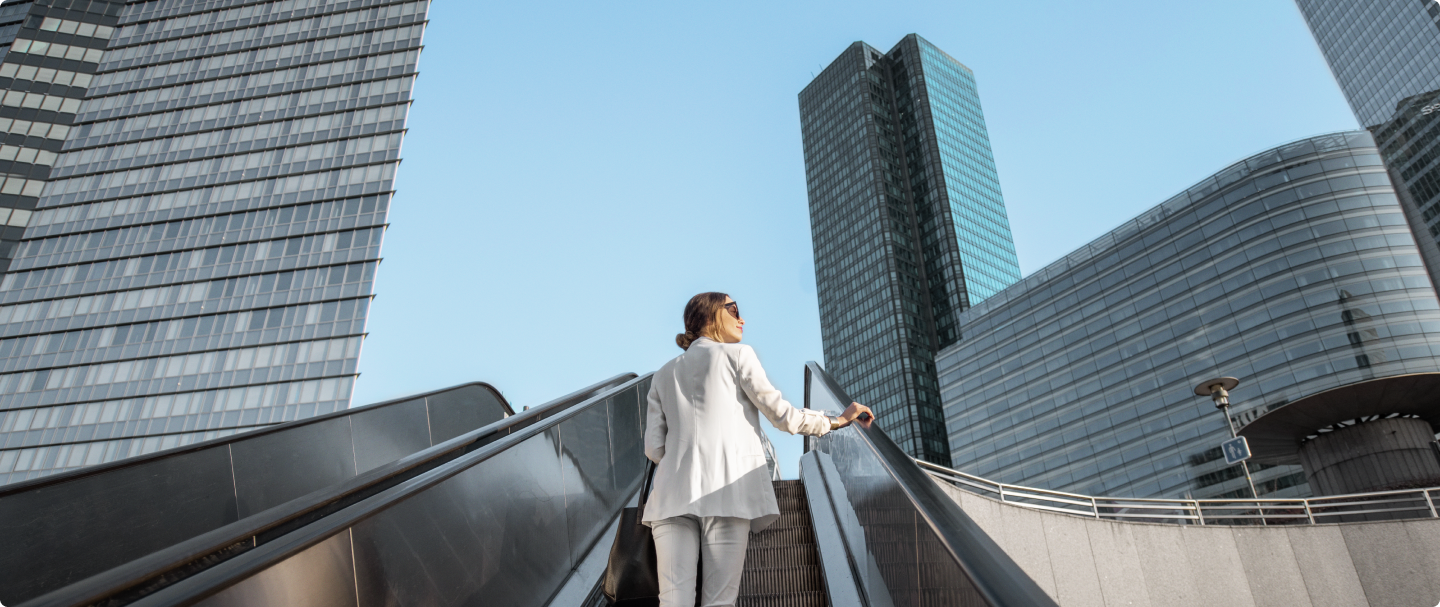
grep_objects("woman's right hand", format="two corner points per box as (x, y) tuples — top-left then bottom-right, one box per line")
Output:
(835, 402), (874, 429)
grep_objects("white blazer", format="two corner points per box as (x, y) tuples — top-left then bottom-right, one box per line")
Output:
(642, 337), (832, 532)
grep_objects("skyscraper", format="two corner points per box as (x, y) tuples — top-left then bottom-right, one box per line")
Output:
(799, 34), (1021, 465)
(1294, 0), (1440, 290)
(0, 0), (429, 486)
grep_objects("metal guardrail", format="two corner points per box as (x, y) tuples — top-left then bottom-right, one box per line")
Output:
(918, 459), (1440, 526)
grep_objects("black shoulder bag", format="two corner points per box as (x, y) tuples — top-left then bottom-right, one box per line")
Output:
(603, 460), (660, 605)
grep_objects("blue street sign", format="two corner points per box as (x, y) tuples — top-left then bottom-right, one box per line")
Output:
(1222, 436), (1251, 465)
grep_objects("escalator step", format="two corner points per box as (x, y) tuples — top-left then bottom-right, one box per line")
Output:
(743, 545), (819, 569)
(775, 495), (806, 512)
(747, 524), (815, 547)
(737, 481), (828, 606)
(739, 566), (825, 594)
(736, 591), (828, 607)
(761, 510), (811, 529)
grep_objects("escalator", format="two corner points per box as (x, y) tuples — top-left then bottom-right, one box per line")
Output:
(0, 379), (526, 605)
(12, 365), (1054, 607)
(1, 374), (633, 607)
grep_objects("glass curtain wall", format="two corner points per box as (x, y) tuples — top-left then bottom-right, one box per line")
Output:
(0, 0), (430, 486)
(1294, 0), (1440, 294)
(800, 34), (1020, 466)
(939, 132), (1440, 499)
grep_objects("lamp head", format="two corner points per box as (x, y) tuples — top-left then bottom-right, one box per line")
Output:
(1194, 377), (1240, 409)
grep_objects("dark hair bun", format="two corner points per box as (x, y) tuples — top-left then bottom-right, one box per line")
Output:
(677, 293), (728, 350)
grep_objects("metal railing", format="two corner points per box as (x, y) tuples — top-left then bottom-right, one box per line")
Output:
(918, 459), (1440, 526)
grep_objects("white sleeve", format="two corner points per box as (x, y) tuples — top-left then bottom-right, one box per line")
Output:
(734, 345), (832, 437)
(643, 379), (666, 463)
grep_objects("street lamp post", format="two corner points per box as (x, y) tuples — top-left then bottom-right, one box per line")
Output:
(1194, 377), (1260, 500)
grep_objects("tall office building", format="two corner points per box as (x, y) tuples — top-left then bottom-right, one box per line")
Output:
(1294, 0), (1440, 291)
(0, 0), (429, 486)
(939, 132), (1440, 499)
(799, 34), (1021, 465)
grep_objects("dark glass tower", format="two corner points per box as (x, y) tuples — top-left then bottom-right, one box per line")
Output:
(799, 34), (1021, 465)
(1294, 0), (1440, 290)
(0, 0), (428, 486)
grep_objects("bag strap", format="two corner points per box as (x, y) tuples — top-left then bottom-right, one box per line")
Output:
(639, 460), (657, 502)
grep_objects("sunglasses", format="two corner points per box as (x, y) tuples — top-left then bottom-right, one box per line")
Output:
(724, 301), (741, 319)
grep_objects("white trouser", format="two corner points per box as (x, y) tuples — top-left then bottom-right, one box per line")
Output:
(650, 515), (750, 607)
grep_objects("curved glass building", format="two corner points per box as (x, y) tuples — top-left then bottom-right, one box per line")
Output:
(938, 131), (1440, 499)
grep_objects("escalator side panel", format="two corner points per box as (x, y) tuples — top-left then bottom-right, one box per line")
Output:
(428, 384), (511, 444)
(820, 428), (985, 605)
(352, 397), (432, 475)
(806, 362), (1057, 607)
(0, 446), (239, 604)
(196, 531), (358, 607)
(561, 396), (623, 567)
(232, 415), (358, 519)
(0, 384), (509, 606)
(162, 378), (651, 607)
(608, 378), (647, 499)
(351, 430), (575, 606)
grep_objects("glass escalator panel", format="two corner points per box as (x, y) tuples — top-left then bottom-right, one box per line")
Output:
(803, 362), (1058, 607)
(0, 380), (518, 607)
(11, 375), (636, 607)
(118, 375), (652, 607)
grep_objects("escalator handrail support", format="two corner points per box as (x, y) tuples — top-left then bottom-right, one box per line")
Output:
(0, 380), (516, 498)
(805, 362), (1060, 607)
(19, 373), (636, 607)
(120, 373), (655, 607)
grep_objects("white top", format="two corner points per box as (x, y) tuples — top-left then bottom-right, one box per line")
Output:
(642, 337), (832, 532)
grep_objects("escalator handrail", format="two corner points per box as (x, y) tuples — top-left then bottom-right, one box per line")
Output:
(0, 380), (515, 498)
(118, 372), (654, 607)
(20, 373), (636, 607)
(805, 362), (1059, 607)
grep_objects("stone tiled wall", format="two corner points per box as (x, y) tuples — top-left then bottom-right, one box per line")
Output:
(935, 478), (1440, 606)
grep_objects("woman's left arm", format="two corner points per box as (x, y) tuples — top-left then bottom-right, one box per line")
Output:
(734, 345), (832, 436)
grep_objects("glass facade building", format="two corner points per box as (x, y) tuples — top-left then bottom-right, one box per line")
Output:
(0, 0), (428, 486)
(1295, 0), (1440, 292)
(799, 35), (1021, 465)
(938, 132), (1440, 499)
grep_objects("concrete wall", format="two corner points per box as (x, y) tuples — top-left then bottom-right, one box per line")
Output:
(934, 479), (1440, 607)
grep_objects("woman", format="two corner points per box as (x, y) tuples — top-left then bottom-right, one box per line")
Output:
(642, 292), (871, 607)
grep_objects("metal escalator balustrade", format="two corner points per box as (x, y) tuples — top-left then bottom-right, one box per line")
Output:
(801, 361), (1059, 607)
(15, 373), (638, 607)
(0, 380), (518, 607)
(50, 373), (656, 607)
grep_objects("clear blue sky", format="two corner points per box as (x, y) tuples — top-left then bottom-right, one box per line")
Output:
(352, 0), (1359, 478)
